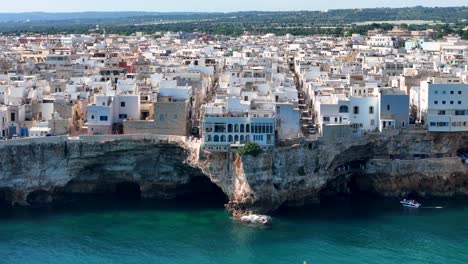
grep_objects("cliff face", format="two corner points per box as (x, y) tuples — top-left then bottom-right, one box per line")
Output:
(0, 135), (208, 206)
(197, 130), (468, 215)
(1, 130), (468, 216)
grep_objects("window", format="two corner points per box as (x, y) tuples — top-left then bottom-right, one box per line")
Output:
(353, 106), (359, 114)
(10, 113), (15, 122)
(434, 91), (438, 95)
(339, 105), (348, 113)
(450, 101), (454, 105)
(228, 124), (233, 133)
(437, 122), (449, 127)
(387, 105), (390, 111)
(438, 110), (446, 115)
(455, 110), (465, 116)
(434, 101), (438, 104)
(119, 114), (128, 119)
(160, 114), (165, 121)
(458, 91), (462, 95)
(91, 115), (95, 120)
(442, 91), (446, 95)
(370, 119), (375, 126)
(458, 101), (462, 105)
(401, 121), (406, 128)
(214, 124), (226, 133)
(369, 106), (374, 114)
(450, 91), (454, 95)
(99, 116), (108, 121)
(240, 124), (245, 133)
(323, 117), (330, 122)
(442, 101), (446, 104)
(121, 102), (125, 107)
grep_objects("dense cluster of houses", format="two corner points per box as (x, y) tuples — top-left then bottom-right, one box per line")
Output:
(0, 27), (467, 152)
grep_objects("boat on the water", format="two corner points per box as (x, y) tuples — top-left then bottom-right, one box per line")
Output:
(400, 199), (421, 208)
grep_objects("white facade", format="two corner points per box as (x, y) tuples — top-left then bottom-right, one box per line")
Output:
(349, 95), (381, 134)
(367, 35), (394, 47)
(86, 95), (113, 134)
(202, 117), (275, 152)
(112, 95), (140, 123)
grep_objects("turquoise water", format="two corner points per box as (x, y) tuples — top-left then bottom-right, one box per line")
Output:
(0, 199), (467, 264)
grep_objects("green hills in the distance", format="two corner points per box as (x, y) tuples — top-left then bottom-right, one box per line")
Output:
(0, 6), (466, 36)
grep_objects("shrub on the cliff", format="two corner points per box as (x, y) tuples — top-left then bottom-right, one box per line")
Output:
(238, 142), (264, 157)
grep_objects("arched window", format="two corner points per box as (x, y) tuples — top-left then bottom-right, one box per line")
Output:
(234, 124), (239, 132)
(240, 135), (245, 143)
(246, 124), (250, 133)
(240, 124), (245, 133)
(206, 135), (211, 142)
(339, 105), (348, 113)
(234, 135), (239, 142)
(221, 135), (226, 142)
(353, 106), (359, 114)
(214, 135), (220, 142)
(246, 135), (250, 142)
(228, 124), (233, 133)
(228, 135), (233, 142)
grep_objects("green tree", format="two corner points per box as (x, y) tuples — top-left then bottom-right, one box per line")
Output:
(237, 142), (264, 157)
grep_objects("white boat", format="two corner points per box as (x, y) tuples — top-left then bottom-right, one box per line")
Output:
(400, 199), (421, 208)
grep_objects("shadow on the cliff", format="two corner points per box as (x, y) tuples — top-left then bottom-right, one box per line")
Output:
(174, 176), (229, 204)
(47, 176), (228, 210)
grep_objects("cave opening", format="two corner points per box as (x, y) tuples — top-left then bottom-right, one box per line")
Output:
(320, 172), (379, 202)
(0, 188), (14, 208)
(115, 181), (142, 200)
(177, 176), (229, 206)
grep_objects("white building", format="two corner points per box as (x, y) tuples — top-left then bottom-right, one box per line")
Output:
(86, 95), (113, 134)
(349, 95), (381, 134)
(203, 116), (275, 152)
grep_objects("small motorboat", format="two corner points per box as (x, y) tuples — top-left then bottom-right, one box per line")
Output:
(400, 199), (421, 208)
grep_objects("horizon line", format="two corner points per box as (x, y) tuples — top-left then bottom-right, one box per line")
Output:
(0, 5), (466, 14)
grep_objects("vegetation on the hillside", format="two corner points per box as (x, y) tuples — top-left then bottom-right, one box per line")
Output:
(0, 7), (466, 38)
(238, 142), (264, 157)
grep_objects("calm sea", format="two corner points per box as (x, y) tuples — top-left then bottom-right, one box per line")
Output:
(0, 198), (467, 264)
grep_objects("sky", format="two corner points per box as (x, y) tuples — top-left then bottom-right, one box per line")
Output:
(0, 0), (466, 13)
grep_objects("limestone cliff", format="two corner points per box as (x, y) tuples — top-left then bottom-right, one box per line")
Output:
(1, 130), (468, 216)
(197, 129), (468, 215)
(0, 135), (206, 206)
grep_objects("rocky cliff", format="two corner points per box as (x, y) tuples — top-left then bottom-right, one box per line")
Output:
(1, 130), (467, 216)
(197, 129), (468, 216)
(0, 135), (212, 207)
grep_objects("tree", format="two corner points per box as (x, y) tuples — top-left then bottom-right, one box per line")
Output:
(237, 142), (264, 157)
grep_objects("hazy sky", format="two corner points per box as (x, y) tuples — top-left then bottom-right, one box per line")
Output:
(1, 0), (466, 12)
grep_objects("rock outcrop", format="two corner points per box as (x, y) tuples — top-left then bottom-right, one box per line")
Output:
(0, 135), (212, 206)
(1, 130), (468, 216)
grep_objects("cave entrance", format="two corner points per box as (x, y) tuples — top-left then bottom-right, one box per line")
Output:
(320, 172), (378, 202)
(177, 176), (228, 206)
(115, 181), (141, 200)
(0, 188), (14, 208)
